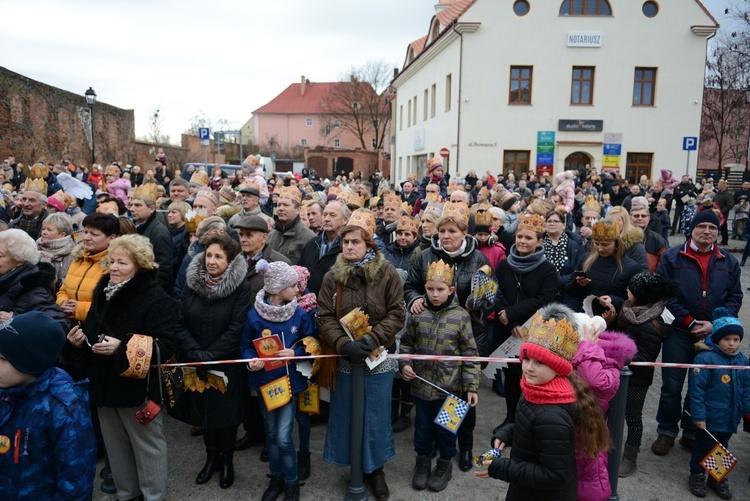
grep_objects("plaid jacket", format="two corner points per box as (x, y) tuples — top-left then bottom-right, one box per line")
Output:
(399, 296), (479, 400)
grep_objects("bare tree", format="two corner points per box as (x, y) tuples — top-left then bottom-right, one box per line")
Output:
(318, 60), (393, 150)
(724, 1), (750, 59)
(147, 107), (170, 144)
(700, 34), (750, 168)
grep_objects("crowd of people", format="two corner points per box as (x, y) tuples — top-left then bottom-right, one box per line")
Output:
(0, 151), (748, 501)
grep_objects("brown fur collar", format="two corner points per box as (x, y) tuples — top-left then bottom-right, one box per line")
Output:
(330, 251), (389, 287)
(621, 227), (644, 248)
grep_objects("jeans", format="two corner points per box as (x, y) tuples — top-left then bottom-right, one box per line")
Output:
(690, 429), (732, 475)
(261, 396), (298, 484)
(413, 397), (457, 460)
(656, 330), (697, 439)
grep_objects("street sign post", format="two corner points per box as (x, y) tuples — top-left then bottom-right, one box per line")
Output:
(683, 136), (698, 175)
(199, 128), (210, 165)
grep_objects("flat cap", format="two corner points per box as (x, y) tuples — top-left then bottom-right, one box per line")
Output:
(232, 215), (269, 233)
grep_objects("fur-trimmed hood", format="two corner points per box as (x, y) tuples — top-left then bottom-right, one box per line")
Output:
(330, 251), (390, 287)
(621, 226), (644, 248)
(597, 330), (638, 368)
(185, 252), (248, 299)
(71, 243), (109, 269)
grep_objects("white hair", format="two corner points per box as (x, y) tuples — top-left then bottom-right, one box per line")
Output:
(0, 229), (40, 265)
(489, 206), (505, 224)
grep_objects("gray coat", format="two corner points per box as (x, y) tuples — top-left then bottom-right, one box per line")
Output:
(266, 215), (315, 264)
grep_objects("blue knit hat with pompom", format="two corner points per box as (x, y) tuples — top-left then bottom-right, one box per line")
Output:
(711, 307), (743, 344)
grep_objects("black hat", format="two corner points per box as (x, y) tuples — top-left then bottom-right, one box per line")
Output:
(232, 215), (269, 233)
(0, 312), (65, 376)
(627, 272), (676, 305)
(689, 209), (720, 233)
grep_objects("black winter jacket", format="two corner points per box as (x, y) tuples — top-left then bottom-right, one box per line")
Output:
(297, 233), (341, 295)
(404, 235), (490, 356)
(171, 253), (251, 428)
(0, 261), (68, 332)
(384, 239), (420, 273)
(81, 269), (177, 408)
(136, 212), (174, 296)
(566, 255), (641, 312)
(618, 300), (673, 387)
(490, 397), (578, 500)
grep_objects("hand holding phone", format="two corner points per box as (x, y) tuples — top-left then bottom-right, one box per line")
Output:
(574, 270), (587, 278)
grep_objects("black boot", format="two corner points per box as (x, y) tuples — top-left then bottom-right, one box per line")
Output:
(195, 450), (221, 484)
(297, 451), (311, 481)
(220, 450), (235, 489)
(392, 402), (412, 432)
(283, 481), (300, 501)
(370, 468), (389, 501)
(458, 449), (472, 472)
(262, 474), (285, 501)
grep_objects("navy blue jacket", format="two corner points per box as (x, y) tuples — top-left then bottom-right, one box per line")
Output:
(657, 241), (742, 330)
(689, 340), (750, 434)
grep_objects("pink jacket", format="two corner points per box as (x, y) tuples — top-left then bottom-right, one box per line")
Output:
(660, 169), (679, 195)
(106, 177), (131, 205)
(556, 180), (575, 213)
(572, 331), (637, 501)
(478, 241), (506, 271)
(246, 169), (270, 200)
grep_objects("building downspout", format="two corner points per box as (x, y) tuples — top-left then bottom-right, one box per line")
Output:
(452, 21), (464, 177)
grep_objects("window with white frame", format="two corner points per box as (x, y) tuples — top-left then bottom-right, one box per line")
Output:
(334, 139), (340, 147)
(301, 138), (308, 146)
(306, 118), (313, 126)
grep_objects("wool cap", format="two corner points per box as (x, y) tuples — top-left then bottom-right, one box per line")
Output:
(689, 209), (720, 233)
(293, 265), (310, 294)
(711, 307), (743, 344)
(520, 313), (579, 377)
(627, 271), (672, 305)
(0, 312), (65, 376)
(257, 258), (299, 294)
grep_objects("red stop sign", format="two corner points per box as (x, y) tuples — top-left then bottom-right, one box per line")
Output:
(440, 148), (450, 157)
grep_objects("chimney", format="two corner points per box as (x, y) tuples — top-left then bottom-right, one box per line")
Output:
(301, 75), (306, 95)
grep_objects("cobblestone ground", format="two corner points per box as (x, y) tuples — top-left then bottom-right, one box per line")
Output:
(94, 231), (750, 500)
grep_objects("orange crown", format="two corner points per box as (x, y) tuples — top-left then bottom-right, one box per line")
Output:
(400, 201), (413, 215)
(583, 195), (601, 215)
(426, 259), (455, 286)
(440, 201), (470, 225)
(133, 183), (158, 204)
(474, 209), (493, 228)
(517, 213), (544, 234)
(189, 170), (209, 187)
(346, 193), (365, 209)
(340, 308), (372, 340)
(526, 313), (580, 363)
(184, 209), (206, 234)
(383, 193), (401, 209)
(396, 215), (421, 235)
(591, 219), (621, 242)
(277, 186), (302, 205)
(347, 209), (376, 238)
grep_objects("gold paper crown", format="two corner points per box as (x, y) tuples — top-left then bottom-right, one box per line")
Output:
(426, 259), (455, 286)
(440, 201), (470, 225)
(423, 202), (444, 219)
(133, 183), (158, 204)
(447, 183), (458, 195)
(328, 186), (342, 196)
(53, 190), (74, 208)
(347, 209), (376, 238)
(244, 155), (260, 168)
(96, 201), (119, 215)
(24, 177), (48, 194)
(474, 209), (493, 228)
(517, 213), (544, 234)
(340, 307), (372, 340)
(425, 192), (440, 203)
(369, 196), (380, 208)
(29, 162), (49, 180)
(218, 185), (237, 205)
(189, 170), (209, 187)
(346, 193), (365, 209)
(591, 219), (621, 242)
(195, 188), (220, 207)
(396, 215), (421, 235)
(184, 209), (206, 234)
(400, 201), (413, 215)
(583, 195), (601, 215)
(383, 194), (401, 209)
(277, 186), (302, 204)
(526, 313), (580, 363)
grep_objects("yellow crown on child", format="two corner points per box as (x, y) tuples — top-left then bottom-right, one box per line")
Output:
(440, 201), (470, 225)
(396, 215), (420, 235)
(474, 209), (493, 228)
(583, 195), (601, 215)
(591, 219), (621, 242)
(526, 313), (580, 363)
(133, 183), (158, 204)
(426, 259), (455, 286)
(340, 308), (372, 340)
(517, 213), (544, 234)
(347, 209), (376, 238)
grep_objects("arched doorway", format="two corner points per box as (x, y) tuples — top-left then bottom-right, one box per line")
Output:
(306, 156), (328, 178)
(564, 151), (592, 173)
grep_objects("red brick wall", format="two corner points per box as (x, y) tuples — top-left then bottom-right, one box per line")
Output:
(0, 66), (135, 167)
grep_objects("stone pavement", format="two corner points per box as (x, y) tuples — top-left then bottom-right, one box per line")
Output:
(93, 233), (750, 501)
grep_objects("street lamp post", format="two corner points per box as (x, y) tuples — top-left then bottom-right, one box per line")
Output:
(85, 87), (97, 165)
(744, 80), (750, 181)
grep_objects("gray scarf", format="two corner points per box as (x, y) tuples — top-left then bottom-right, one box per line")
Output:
(506, 245), (547, 274)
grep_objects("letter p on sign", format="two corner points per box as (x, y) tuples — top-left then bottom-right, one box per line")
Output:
(683, 137), (698, 151)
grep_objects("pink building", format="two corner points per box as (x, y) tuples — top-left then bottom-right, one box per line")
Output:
(253, 76), (381, 153)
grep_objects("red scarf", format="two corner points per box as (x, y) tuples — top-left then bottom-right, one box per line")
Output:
(520, 375), (576, 405)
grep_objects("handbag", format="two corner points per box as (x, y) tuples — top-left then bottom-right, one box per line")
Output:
(133, 340), (164, 426)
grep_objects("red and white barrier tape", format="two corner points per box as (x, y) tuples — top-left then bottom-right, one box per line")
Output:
(160, 353), (750, 371)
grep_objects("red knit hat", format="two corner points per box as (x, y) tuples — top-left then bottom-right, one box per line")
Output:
(519, 313), (579, 377)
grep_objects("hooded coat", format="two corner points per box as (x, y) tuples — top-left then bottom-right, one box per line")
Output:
(620, 226), (649, 271)
(573, 330), (637, 501)
(80, 269), (177, 408)
(170, 253), (251, 428)
(0, 261), (68, 332)
(404, 235), (490, 356)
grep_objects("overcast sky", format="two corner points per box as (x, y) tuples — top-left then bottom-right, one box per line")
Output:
(0, 0), (739, 143)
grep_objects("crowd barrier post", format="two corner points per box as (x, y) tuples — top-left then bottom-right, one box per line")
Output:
(607, 364), (632, 501)
(345, 362), (367, 501)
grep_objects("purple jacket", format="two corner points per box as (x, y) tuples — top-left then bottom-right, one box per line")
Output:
(107, 176), (131, 205)
(572, 331), (637, 501)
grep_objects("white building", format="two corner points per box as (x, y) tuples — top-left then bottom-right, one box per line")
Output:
(391, 0), (718, 185)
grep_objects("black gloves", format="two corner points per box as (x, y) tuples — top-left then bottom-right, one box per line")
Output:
(340, 337), (375, 364)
